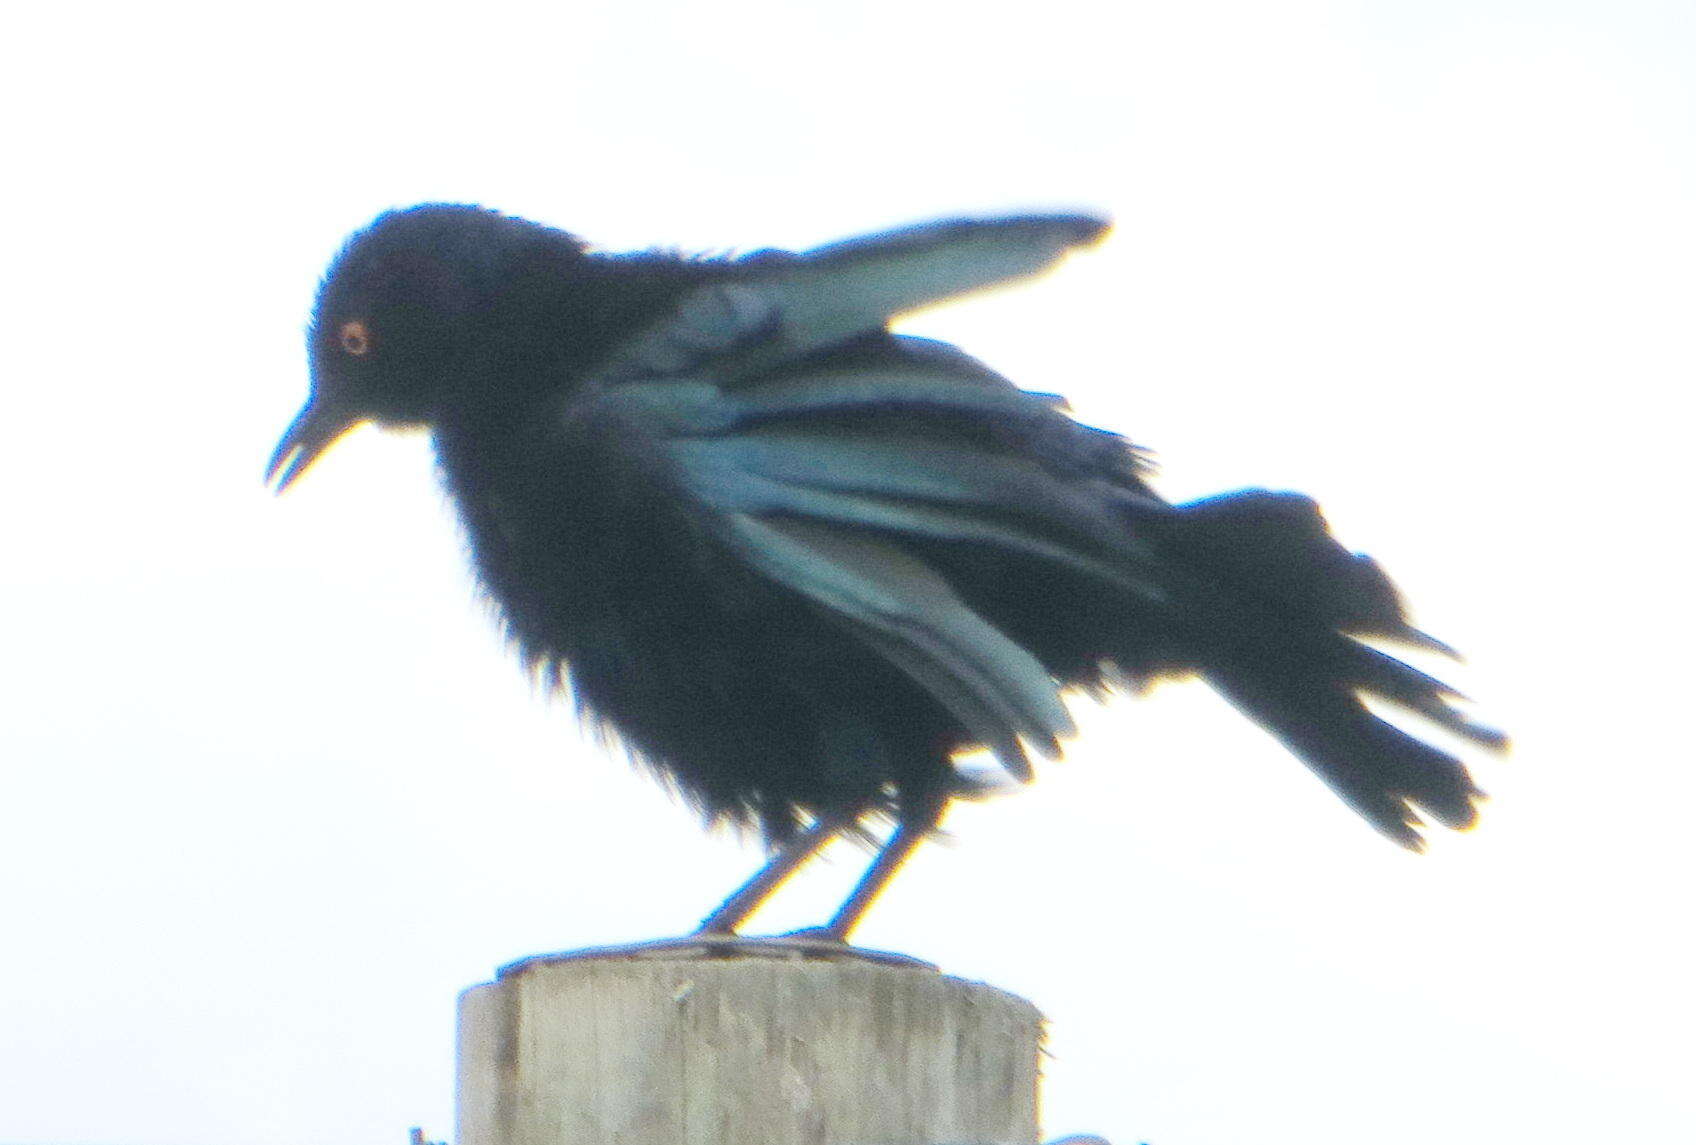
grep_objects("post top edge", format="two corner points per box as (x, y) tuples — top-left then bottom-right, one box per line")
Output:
(495, 934), (940, 979)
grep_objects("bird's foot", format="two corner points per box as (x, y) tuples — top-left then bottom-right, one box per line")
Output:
(778, 924), (852, 945)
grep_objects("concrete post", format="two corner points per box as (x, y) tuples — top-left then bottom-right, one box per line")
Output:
(456, 936), (1044, 1145)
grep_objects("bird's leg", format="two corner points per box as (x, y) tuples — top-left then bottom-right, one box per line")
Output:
(806, 820), (929, 944)
(695, 814), (845, 935)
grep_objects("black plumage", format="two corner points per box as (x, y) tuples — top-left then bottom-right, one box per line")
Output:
(269, 204), (1506, 940)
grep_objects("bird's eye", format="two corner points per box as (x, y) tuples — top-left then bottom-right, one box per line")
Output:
(339, 320), (372, 356)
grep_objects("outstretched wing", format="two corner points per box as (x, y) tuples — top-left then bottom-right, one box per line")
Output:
(564, 214), (1131, 779)
(597, 213), (1111, 385)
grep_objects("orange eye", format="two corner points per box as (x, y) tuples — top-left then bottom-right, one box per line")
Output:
(339, 320), (371, 356)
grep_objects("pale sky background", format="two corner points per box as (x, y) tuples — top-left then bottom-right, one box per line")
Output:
(2, 2), (1692, 1144)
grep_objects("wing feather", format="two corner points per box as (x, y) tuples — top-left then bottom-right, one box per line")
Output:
(558, 212), (1122, 776)
(597, 213), (1110, 384)
(716, 514), (1075, 779)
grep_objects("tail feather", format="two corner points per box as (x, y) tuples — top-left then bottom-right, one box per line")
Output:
(1342, 642), (1509, 752)
(1159, 490), (1505, 847)
(1175, 490), (1432, 647)
(1208, 662), (1484, 849)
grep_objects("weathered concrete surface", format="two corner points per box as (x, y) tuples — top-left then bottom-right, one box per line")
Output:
(457, 938), (1043, 1145)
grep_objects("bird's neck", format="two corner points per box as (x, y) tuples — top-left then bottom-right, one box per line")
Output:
(425, 250), (723, 637)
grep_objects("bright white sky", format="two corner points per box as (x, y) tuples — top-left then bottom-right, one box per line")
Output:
(2, 3), (1691, 1144)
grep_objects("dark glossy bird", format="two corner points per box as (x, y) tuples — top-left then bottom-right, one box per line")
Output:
(269, 204), (1506, 941)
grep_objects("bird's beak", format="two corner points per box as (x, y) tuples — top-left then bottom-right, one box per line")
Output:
(266, 396), (364, 492)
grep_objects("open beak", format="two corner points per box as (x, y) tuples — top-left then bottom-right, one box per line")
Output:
(266, 397), (364, 492)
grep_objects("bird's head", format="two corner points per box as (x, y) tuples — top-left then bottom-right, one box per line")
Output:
(267, 203), (571, 491)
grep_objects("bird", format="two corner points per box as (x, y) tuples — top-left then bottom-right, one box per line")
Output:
(268, 204), (1506, 943)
